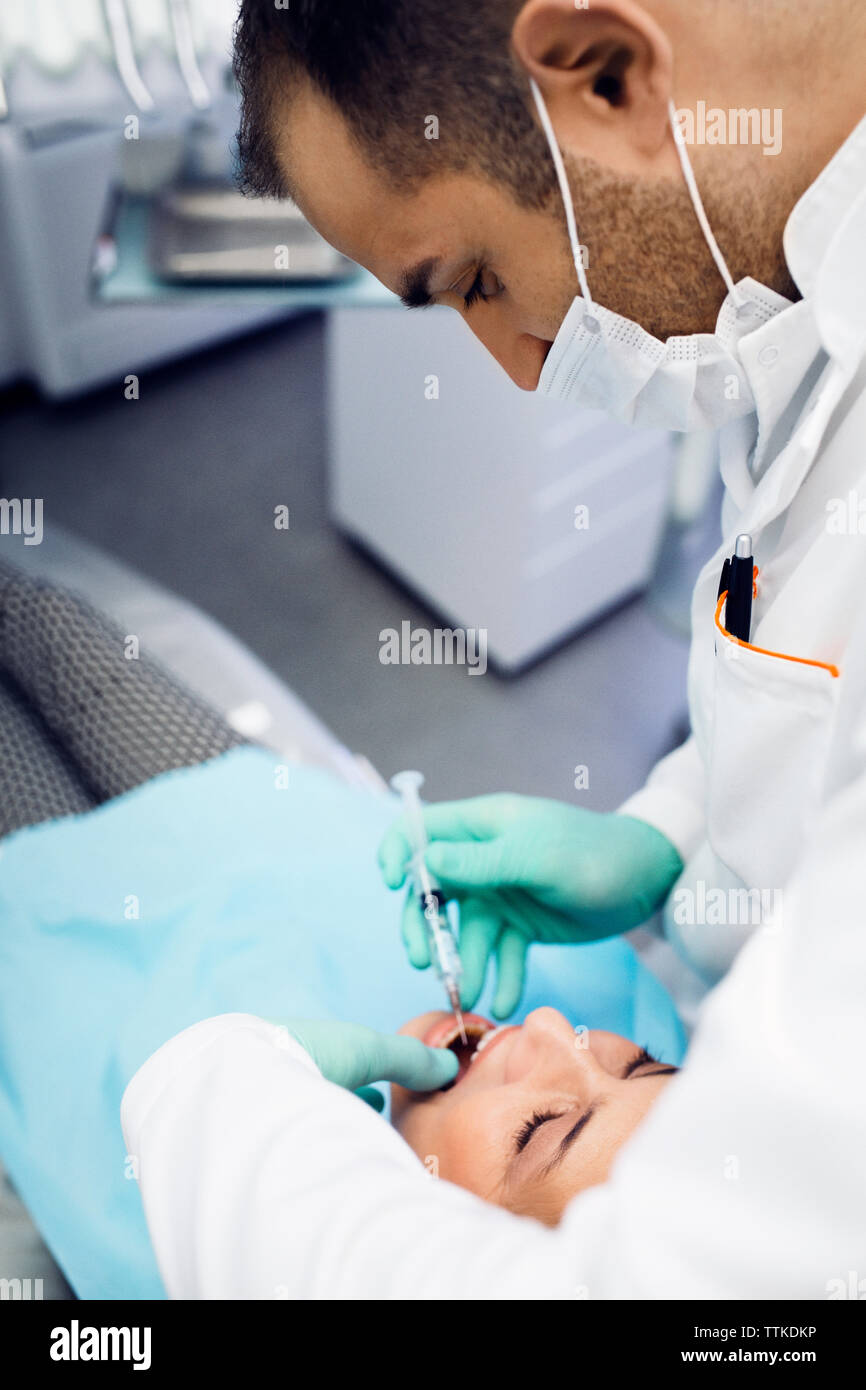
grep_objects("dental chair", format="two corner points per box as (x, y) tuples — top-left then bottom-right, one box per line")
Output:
(0, 521), (384, 1299)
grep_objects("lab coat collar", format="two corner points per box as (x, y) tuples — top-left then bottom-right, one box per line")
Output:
(784, 113), (866, 318)
(786, 112), (866, 368)
(718, 115), (866, 531)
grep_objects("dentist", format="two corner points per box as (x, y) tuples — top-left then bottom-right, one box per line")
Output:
(122, 0), (866, 1296)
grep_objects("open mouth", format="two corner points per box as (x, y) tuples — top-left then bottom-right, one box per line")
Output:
(422, 1013), (512, 1089)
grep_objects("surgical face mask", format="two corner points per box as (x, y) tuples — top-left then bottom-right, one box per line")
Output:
(530, 79), (791, 431)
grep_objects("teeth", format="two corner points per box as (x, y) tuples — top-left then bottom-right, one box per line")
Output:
(470, 1026), (507, 1061)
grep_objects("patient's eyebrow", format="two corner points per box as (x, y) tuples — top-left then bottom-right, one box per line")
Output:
(399, 256), (441, 308)
(538, 1067), (680, 1177)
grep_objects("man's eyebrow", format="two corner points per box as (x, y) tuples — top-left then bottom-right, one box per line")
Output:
(398, 256), (441, 308)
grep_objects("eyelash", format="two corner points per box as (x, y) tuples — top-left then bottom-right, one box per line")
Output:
(623, 1046), (656, 1077)
(513, 1049), (667, 1154)
(462, 270), (501, 309)
(514, 1109), (562, 1154)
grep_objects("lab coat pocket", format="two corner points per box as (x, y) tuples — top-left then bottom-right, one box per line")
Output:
(708, 604), (840, 892)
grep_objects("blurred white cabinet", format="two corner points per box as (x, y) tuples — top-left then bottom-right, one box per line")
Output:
(328, 306), (676, 672)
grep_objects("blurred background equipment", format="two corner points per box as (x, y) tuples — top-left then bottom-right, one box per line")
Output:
(148, 185), (358, 283)
(0, 0), (376, 399)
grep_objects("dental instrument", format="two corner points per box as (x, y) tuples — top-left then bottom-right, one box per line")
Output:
(390, 770), (467, 1045)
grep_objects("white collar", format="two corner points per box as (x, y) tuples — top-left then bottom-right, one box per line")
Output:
(784, 113), (866, 299)
(784, 113), (866, 366)
(717, 115), (866, 519)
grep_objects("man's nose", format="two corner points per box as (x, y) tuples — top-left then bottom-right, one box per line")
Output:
(466, 320), (551, 391)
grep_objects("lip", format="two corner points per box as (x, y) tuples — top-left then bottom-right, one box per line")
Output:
(422, 1013), (521, 1089)
(422, 1012), (493, 1050)
(469, 1025), (518, 1073)
(422, 1012), (495, 1087)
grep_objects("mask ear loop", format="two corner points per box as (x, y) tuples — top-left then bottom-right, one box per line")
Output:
(668, 99), (750, 314)
(529, 76), (596, 315)
(530, 77), (751, 323)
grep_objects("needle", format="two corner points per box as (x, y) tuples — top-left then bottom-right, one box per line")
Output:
(447, 982), (467, 1045)
(390, 771), (467, 1042)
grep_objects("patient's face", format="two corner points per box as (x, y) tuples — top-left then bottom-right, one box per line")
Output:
(391, 1008), (679, 1224)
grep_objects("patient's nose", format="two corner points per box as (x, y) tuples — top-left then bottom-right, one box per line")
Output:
(507, 1008), (610, 1087)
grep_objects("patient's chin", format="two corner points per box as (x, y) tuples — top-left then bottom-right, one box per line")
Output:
(390, 1078), (418, 1131)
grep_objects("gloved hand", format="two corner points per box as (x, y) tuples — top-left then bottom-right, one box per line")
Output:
(275, 1019), (458, 1111)
(378, 794), (683, 1019)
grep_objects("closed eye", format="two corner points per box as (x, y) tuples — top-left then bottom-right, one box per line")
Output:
(513, 1109), (563, 1155)
(460, 268), (503, 310)
(513, 1049), (679, 1160)
(622, 1046), (680, 1080)
(462, 271), (487, 309)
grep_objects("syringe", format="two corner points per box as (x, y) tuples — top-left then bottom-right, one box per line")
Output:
(390, 770), (467, 1046)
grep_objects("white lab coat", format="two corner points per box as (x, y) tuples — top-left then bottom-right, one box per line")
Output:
(122, 117), (866, 1298)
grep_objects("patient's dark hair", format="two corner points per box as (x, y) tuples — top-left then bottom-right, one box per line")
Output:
(233, 0), (556, 208)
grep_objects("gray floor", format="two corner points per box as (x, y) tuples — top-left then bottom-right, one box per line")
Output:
(0, 313), (705, 808)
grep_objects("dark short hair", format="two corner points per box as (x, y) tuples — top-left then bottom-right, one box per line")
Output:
(233, 0), (557, 208)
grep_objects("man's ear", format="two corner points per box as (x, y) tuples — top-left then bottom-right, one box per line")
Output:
(510, 0), (675, 171)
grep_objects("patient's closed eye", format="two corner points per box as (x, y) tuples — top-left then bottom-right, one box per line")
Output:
(622, 1047), (680, 1080)
(514, 1109), (562, 1154)
(622, 1047), (656, 1078)
(513, 1050), (679, 1159)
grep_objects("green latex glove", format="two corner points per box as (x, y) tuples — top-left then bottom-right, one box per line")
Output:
(276, 1019), (458, 1110)
(378, 794), (683, 1020)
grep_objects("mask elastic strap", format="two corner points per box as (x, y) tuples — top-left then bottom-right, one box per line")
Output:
(529, 76), (595, 310)
(668, 98), (746, 309)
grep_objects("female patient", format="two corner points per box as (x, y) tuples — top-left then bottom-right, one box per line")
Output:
(0, 564), (683, 1296)
(392, 1008), (679, 1224)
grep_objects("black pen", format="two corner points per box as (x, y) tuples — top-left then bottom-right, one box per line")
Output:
(725, 533), (753, 642)
(717, 557), (731, 600)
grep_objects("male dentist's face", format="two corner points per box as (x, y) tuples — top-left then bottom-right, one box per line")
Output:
(272, 70), (797, 390)
(273, 77), (738, 391)
(390, 1009), (679, 1223)
(275, 77), (573, 390)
